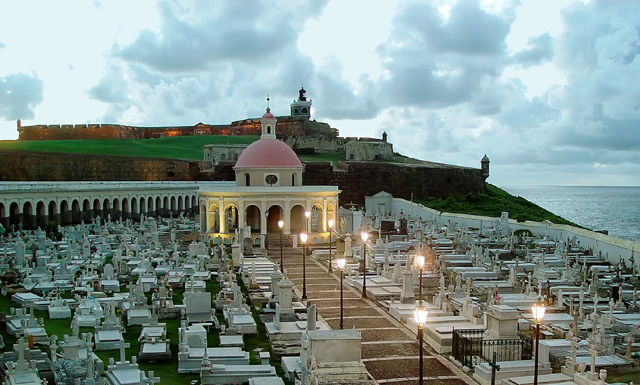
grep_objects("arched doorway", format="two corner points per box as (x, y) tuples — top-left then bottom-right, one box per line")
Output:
(60, 200), (70, 225)
(113, 198), (120, 220)
(82, 199), (91, 223)
(225, 205), (239, 233)
(245, 205), (261, 234)
(266, 205), (283, 232)
(93, 199), (101, 220)
(71, 200), (81, 224)
(36, 201), (46, 228)
(48, 200), (58, 224)
(9, 202), (20, 231)
(23, 201), (35, 230)
(290, 205), (306, 234)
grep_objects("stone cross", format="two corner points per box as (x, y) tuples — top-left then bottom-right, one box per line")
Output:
(589, 347), (597, 374)
(14, 338), (28, 365)
(571, 337), (579, 365)
(579, 289), (585, 318)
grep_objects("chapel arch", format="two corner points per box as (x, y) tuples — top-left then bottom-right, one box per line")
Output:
(225, 204), (239, 233)
(311, 203), (324, 233)
(266, 205), (284, 232)
(245, 205), (261, 234)
(290, 204), (307, 234)
(208, 204), (220, 232)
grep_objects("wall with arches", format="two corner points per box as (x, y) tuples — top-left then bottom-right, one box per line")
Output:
(0, 182), (199, 231)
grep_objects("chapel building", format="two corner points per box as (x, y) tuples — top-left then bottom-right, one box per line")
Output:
(198, 107), (340, 247)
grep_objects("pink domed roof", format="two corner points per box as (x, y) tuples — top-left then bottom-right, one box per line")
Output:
(262, 108), (275, 119)
(235, 139), (302, 169)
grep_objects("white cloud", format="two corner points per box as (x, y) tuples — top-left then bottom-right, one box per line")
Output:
(0, 0), (638, 187)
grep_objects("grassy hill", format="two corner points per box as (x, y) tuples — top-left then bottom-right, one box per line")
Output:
(0, 136), (346, 164)
(417, 183), (582, 227)
(0, 135), (260, 161)
(1, 137), (570, 226)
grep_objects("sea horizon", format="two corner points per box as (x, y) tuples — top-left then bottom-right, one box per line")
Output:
(502, 185), (640, 244)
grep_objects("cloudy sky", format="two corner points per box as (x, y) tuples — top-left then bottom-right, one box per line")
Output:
(1, 0), (639, 187)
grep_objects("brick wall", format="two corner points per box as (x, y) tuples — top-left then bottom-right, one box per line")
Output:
(0, 150), (201, 181)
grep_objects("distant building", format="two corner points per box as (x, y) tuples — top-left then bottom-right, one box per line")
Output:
(344, 133), (393, 161)
(203, 144), (247, 165)
(290, 87), (312, 118)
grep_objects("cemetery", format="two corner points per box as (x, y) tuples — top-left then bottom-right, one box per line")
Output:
(0, 195), (637, 385)
(0, 108), (638, 385)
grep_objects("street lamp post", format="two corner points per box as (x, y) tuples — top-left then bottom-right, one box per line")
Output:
(415, 255), (425, 305)
(337, 257), (346, 329)
(532, 302), (546, 385)
(278, 220), (284, 272)
(300, 232), (308, 301)
(414, 305), (428, 385)
(305, 210), (310, 234)
(361, 231), (369, 299)
(328, 219), (334, 273)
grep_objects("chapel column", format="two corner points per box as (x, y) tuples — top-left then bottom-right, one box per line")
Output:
(218, 198), (226, 234)
(322, 197), (328, 233)
(284, 198), (291, 235)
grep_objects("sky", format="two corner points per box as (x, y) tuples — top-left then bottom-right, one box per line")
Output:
(1, 0), (639, 187)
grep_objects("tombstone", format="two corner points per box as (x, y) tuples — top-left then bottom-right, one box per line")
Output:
(484, 305), (520, 340)
(344, 235), (352, 257)
(15, 239), (25, 267)
(400, 269), (415, 304)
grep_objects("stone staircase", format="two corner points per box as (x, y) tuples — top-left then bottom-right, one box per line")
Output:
(265, 232), (293, 248)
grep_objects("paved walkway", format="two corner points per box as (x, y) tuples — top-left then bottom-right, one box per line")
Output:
(270, 248), (474, 385)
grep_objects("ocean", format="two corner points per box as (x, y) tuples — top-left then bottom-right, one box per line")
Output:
(502, 186), (640, 244)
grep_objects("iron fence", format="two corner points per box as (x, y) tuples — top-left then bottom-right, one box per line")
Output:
(452, 328), (533, 368)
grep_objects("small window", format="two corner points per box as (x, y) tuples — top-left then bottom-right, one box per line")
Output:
(302, 107), (308, 114)
(265, 174), (278, 186)
(220, 154), (226, 161)
(294, 108), (298, 113)
(292, 174), (296, 186)
(349, 154), (354, 160)
(267, 125), (271, 134)
(245, 174), (250, 186)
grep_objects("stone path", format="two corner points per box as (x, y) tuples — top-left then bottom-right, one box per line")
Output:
(270, 248), (473, 385)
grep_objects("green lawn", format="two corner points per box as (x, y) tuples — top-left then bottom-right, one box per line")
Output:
(0, 136), (260, 161)
(0, 136), (345, 166)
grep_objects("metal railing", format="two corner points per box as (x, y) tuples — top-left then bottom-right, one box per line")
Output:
(452, 328), (532, 368)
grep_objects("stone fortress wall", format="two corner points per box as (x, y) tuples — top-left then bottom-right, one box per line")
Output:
(16, 115), (336, 141)
(0, 150), (200, 181)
